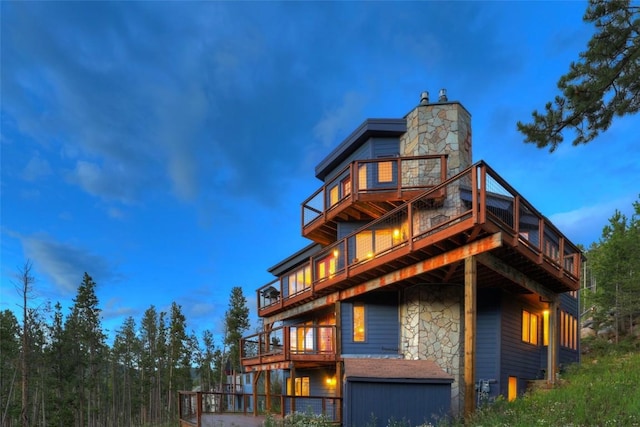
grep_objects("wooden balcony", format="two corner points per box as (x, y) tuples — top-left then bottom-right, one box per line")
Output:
(241, 324), (337, 370)
(257, 161), (582, 319)
(302, 155), (448, 245)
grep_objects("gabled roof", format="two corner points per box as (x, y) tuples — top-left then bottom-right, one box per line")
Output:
(344, 358), (453, 383)
(315, 118), (406, 181)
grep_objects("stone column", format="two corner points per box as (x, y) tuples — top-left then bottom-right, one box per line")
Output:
(400, 101), (472, 176)
(400, 284), (463, 415)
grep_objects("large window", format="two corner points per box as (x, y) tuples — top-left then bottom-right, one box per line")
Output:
(286, 377), (309, 396)
(353, 303), (365, 342)
(286, 265), (311, 296)
(522, 310), (538, 345)
(316, 253), (337, 281)
(318, 312), (335, 353)
(290, 321), (314, 353)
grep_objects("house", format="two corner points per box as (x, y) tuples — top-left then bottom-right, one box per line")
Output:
(240, 92), (581, 426)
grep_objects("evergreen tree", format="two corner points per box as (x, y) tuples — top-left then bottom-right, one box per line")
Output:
(518, 0), (640, 150)
(139, 305), (158, 424)
(46, 302), (74, 427)
(167, 302), (191, 416)
(0, 310), (21, 425)
(588, 197), (640, 340)
(223, 286), (250, 375)
(64, 273), (107, 427)
(112, 316), (141, 426)
(197, 329), (217, 392)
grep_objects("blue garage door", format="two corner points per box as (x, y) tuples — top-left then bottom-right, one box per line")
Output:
(344, 379), (451, 427)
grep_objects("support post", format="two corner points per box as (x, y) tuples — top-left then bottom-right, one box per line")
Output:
(265, 370), (271, 415)
(464, 256), (477, 419)
(252, 371), (262, 416)
(335, 301), (342, 424)
(547, 299), (559, 385)
(336, 361), (343, 424)
(197, 392), (202, 427)
(290, 364), (296, 413)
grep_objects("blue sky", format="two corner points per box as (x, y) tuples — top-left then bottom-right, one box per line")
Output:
(1, 1), (638, 342)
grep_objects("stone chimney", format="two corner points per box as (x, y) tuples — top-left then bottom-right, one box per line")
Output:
(400, 91), (472, 178)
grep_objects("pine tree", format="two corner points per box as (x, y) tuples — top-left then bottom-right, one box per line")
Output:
(12, 261), (35, 427)
(139, 305), (158, 424)
(112, 316), (140, 426)
(223, 287), (250, 376)
(198, 329), (217, 392)
(45, 302), (74, 427)
(0, 310), (21, 425)
(518, 0), (640, 150)
(167, 302), (191, 416)
(588, 197), (640, 341)
(64, 273), (107, 427)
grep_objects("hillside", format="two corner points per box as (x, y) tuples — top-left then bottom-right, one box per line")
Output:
(460, 341), (640, 427)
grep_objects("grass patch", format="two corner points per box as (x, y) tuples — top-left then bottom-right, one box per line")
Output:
(457, 349), (640, 427)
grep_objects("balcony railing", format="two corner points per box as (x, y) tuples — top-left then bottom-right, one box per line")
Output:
(241, 324), (336, 366)
(259, 161), (582, 317)
(178, 390), (342, 426)
(302, 154), (448, 229)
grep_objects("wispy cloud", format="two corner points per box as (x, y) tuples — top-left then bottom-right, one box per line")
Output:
(22, 154), (52, 181)
(20, 233), (118, 295)
(549, 194), (638, 246)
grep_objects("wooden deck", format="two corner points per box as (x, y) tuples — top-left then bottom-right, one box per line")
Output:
(254, 161), (581, 320)
(200, 414), (267, 427)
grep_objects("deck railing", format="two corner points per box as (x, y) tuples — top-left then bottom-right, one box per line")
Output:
(178, 391), (341, 427)
(241, 324), (336, 363)
(259, 161), (581, 316)
(302, 154), (448, 228)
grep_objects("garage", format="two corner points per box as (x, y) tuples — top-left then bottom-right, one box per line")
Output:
(343, 359), (453, 427)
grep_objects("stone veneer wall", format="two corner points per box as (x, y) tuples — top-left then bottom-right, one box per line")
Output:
(398, 102), (472, 416)
(400, 285), (464, 416)
(399, 102), (472, 176)
(400, 102), (473, 241)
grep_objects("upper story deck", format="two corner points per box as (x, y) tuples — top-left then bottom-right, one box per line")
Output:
(302, 154), (448, 245)
(257, 161), (582, 319)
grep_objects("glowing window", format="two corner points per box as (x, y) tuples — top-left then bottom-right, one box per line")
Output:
(353, 303), (365, 342)
(329, 185), (339, 207)
(290, 322), (313, 353)
(508, 376), (517, 401)
(288, 265), (311, 296)
(358, 164), (368, 190)
(316, 255), (336, 281)
(378, 161), (393, 183)
(560, 311), (578, 350)
(355, 231), (373, 262)
(543, 310), (549, 346)
(286, 377), (309, 396)
(376, 229), (397, 253)
(522, 310), (538, 345)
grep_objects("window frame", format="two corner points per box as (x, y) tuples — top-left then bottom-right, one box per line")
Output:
(353, 302), (366, 342)
(521, 309), (539, 345)
(286, 376), (310, 396)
